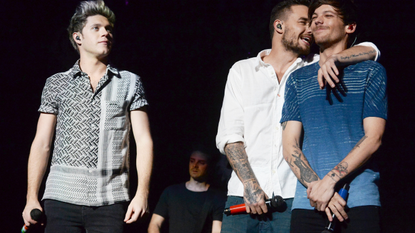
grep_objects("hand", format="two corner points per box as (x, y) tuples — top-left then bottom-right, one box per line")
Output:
(243, 179), (268, 215)
(318, 55), (340, 89)
(325, 192), (348, 222)
(307, 176), (336, 211)
(22, 200), (43, 227)
(124, 194), (149, 224)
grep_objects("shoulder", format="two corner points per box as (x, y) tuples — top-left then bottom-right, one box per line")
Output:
(164, 183), (186, 193)
(348, 61), (386, 75)
(230, 57), (258, 72)
(207, 186), (226, 199)
(115, 70), (142, 82)
(44, 69), (74, 87)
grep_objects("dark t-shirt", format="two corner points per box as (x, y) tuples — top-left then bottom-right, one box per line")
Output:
(153, 183), (226, 233)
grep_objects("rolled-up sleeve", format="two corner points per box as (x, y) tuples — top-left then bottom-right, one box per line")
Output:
(216, 66), (246, 154)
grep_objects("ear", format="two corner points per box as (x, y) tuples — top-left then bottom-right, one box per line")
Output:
(274, 20), (284, 34)
(72, 33), (81, 45)
(345, 23), (356, 34)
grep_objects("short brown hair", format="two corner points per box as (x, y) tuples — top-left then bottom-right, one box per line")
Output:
(269, 0), (310, 40)
(67, 0), (115, 52)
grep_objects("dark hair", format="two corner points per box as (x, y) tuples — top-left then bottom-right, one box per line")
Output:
(67, 0), (115, 52)
(269, 0), (310, 40)
(308, 0), (358, 26)
(189, 145), (218, 167)
(308, 0), (359, 45)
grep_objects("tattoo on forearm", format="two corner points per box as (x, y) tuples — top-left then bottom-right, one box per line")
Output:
(225, 143), (256, 182)
(243, 179), (263, 204)
(355, 136), (367, 149)
(339, 49), (376, 61)
(287, 140), (318, 185)
(328, 161), (349, 182)
(225, 143), (264, 203)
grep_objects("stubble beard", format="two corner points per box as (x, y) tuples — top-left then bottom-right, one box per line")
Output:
(282, 28), (310, 56)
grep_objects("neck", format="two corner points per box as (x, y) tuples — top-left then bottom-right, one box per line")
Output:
(78, 54), (108, 77)
(263, 40), (300, 82)
(186, 178), (209, 192)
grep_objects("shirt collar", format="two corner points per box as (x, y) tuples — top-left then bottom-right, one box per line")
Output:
(255, 49), (305, 72)
(69, 60), (119, 78)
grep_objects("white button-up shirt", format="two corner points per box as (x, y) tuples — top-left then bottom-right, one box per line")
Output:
(216, 43), (379, 199)
(216, 49), (318, 198)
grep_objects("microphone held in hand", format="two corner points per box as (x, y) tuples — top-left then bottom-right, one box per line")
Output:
(322, 184), (349, 233)
(223, 193), (286, 215)
(21, 209), (43, 233)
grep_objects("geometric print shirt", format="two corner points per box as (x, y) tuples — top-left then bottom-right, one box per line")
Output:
(39, 61), (148, 206)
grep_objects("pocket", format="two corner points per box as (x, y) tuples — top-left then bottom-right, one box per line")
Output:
(105, 101), (127, 130)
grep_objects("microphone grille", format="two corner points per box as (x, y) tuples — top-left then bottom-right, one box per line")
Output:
(30, 209), (43, 221)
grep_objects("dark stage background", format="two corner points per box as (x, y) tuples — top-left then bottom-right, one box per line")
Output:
(1, 0), (414, 232)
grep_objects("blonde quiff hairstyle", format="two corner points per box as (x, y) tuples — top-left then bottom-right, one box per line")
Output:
(67, 0), (115, 52)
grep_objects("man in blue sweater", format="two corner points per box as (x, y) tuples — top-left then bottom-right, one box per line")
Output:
(281, 0), (387, 232)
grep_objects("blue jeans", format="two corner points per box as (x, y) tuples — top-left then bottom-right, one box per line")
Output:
(44, 199), (127, 233)
(221, 196), (292, 233)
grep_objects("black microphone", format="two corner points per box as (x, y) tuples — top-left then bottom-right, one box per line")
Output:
(21, 209), (43, 233)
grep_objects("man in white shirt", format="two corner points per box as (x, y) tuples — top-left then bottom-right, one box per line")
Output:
(215, 0), (379, 232)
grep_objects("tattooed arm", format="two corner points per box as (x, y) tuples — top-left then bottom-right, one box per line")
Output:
(307, 117), (386, 221)
(282, 120), (348, 221)
(318, 42), (379, 89)
(224, 142), (268, 215)
(281, 121), (319, 187)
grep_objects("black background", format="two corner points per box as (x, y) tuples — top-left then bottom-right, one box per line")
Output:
(1, 0), (414, 232)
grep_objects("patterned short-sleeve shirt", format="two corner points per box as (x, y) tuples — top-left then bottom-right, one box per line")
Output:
(39, 61), (148, 206)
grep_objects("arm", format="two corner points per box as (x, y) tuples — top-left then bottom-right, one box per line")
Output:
(212, 220), (222, 233)
(224, 142), (268, 214)
(22, 113), (56, 226)
(147, 213), (165, 233)
(318, 42), (379, 89)
(216, 66), (268, 214)
(124, 107), (153, 223)
(281, 121), (319, 188)
(307, 117), (385, 218)
(282, 121), (348, 221)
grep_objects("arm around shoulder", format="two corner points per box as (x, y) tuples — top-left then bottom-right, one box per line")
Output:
(318, 41), (381, 89)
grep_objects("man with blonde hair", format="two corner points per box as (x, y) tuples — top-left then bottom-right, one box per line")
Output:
(22, 1), (153, 232)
